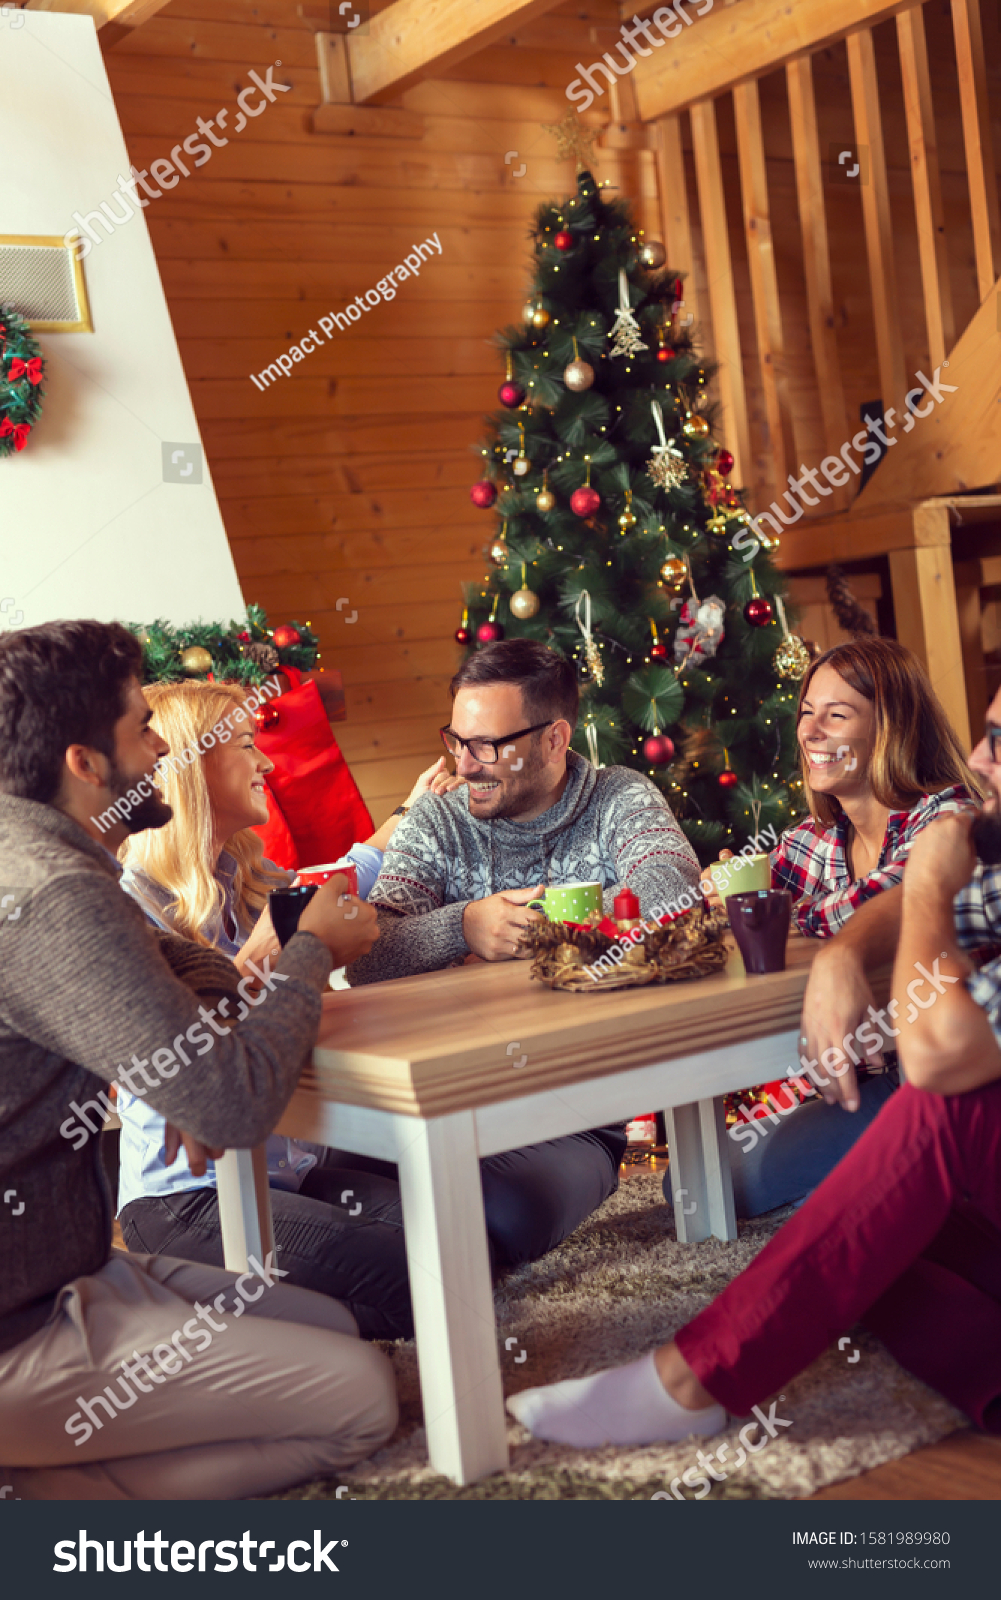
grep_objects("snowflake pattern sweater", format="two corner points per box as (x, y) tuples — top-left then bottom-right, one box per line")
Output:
(347, 751), (701, 986)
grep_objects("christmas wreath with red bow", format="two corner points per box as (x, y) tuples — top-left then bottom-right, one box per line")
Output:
(0, 303), (45, 458)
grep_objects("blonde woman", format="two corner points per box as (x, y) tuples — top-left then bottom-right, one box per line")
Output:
(115, 679), (455, 1340)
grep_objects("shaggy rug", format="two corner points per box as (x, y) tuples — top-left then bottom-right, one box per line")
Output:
(276, 1172), (966, 1501)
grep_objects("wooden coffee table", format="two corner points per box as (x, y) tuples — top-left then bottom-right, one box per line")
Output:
(217, 938), (830, 1485)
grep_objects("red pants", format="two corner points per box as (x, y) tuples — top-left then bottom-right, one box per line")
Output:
(676, 1079), (1001, 1431)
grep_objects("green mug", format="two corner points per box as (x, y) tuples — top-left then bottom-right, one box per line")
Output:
(527, 882), (604, 923)
(707, 852), (772, 903)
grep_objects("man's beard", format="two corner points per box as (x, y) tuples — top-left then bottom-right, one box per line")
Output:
(972, 807), (1001, 865)
(107, 759), (173, 834)
(470, 744), (549, 819)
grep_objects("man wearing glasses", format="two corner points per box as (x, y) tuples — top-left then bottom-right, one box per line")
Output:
(348, 638), (700, 978)
(342, 641), (701, 1272)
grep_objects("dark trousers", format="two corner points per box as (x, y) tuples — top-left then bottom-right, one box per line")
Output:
(675, 1080), (1001, 1431)
(120, 1127), (625, 1342)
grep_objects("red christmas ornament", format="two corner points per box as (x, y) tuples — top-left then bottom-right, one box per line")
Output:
(470, 479), (498, 509)
(272, 623), (301, 649)
(570, 484), (601, 517)
(716, 448), (735, 475)
(498, 380), (526, 408)
(743, 596), (774, 628)
(477, 620), (505, 643)
(649, 643), (668, 660)
(255, 705), (280, 731)
(642, 734), (675, 765)
(454, 626), (471, 644)
(656, 347), (675, 363)
(554, 230), (574, 251)
(718, 769), (738, 789)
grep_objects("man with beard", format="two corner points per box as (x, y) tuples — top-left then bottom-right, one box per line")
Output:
(507, 705), (1001, 1447)
(0, 621), (396, 1499)
(344, 639), (701, 1269)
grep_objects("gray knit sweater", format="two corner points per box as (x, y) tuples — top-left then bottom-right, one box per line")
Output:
(0, 795), (331, 1356)
(347, 751), (700, 985)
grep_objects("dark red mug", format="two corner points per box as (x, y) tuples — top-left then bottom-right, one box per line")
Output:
(727, 889), (792, 974)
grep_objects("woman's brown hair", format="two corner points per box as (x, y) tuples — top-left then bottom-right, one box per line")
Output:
(797, 636), (982, 827)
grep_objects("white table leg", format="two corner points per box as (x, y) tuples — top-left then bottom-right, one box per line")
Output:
(216, 1146), (275, 1273)
(663, 1101), (709, 1242)
(664, 1100), (738, 1245)
(395, 1110), (508, 1486)
(699, 1096), (737, 1243)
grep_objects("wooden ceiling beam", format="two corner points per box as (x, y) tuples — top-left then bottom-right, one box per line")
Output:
(24, 0), (171, 36)
(344, 0), (571, 106)
(632, 0), (917, 121)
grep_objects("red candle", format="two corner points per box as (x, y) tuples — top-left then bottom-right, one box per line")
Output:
(614, 888), (640, 921)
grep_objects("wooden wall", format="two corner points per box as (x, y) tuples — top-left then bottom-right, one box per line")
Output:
(103, 0), (657, 818)
(103, 0), (1001, 815)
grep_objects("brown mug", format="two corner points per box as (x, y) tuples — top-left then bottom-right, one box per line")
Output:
(727, 889), (792, 974)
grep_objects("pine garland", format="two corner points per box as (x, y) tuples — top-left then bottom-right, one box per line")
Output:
(0, 304), (46, 458)
(128, 604), (319, 685)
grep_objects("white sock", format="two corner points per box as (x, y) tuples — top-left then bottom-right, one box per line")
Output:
(506, 1350), (726, 1448)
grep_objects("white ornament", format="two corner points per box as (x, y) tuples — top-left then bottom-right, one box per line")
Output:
(608, 269), (649, 360)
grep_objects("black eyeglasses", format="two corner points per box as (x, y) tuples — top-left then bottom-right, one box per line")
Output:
(440, 722), (552, 765)
(987, 726), (1001, 763)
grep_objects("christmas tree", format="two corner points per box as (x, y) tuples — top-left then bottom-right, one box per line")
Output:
(460, 161), (809, 865)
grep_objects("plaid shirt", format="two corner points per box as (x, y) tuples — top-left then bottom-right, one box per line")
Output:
(772, 785), (975, 938)
(953, 865), (1001, 1043)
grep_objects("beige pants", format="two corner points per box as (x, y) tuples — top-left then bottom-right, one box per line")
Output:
(0, 1250), (397, 1500)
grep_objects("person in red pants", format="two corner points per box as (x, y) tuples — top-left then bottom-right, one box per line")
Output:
(507, 707), (1001, 1447)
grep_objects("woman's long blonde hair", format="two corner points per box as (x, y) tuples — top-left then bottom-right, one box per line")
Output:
(798, 637), (982, 827)
(119, 679), (285, 946)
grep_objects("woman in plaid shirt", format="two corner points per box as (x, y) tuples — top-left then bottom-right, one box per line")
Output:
(722, 637), (980, 1218)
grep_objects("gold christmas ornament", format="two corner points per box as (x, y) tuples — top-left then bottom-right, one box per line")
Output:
(564, 334), (594, 392)
(575, 590), (604, 687)
(510, 564), (540, 619)
(774, 634), (812, 680)
(180, 645), (213, 676)
(512, 455), (530, 477)
(489, 521), (509, 566)
(564, 358), (594, 392)
(532, 305), (552, 331)
(660, 556), (687, 586)
(618, 487), (636, 533)
(639, 238), (667, 269)
(683, 413), (710, 438)
(536, 469), (555, 513)
(522, 298), (538, 326)
(771, 593), (810, 680)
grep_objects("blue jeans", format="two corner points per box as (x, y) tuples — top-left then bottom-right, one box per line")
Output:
(727, 1070), (901, 1217)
